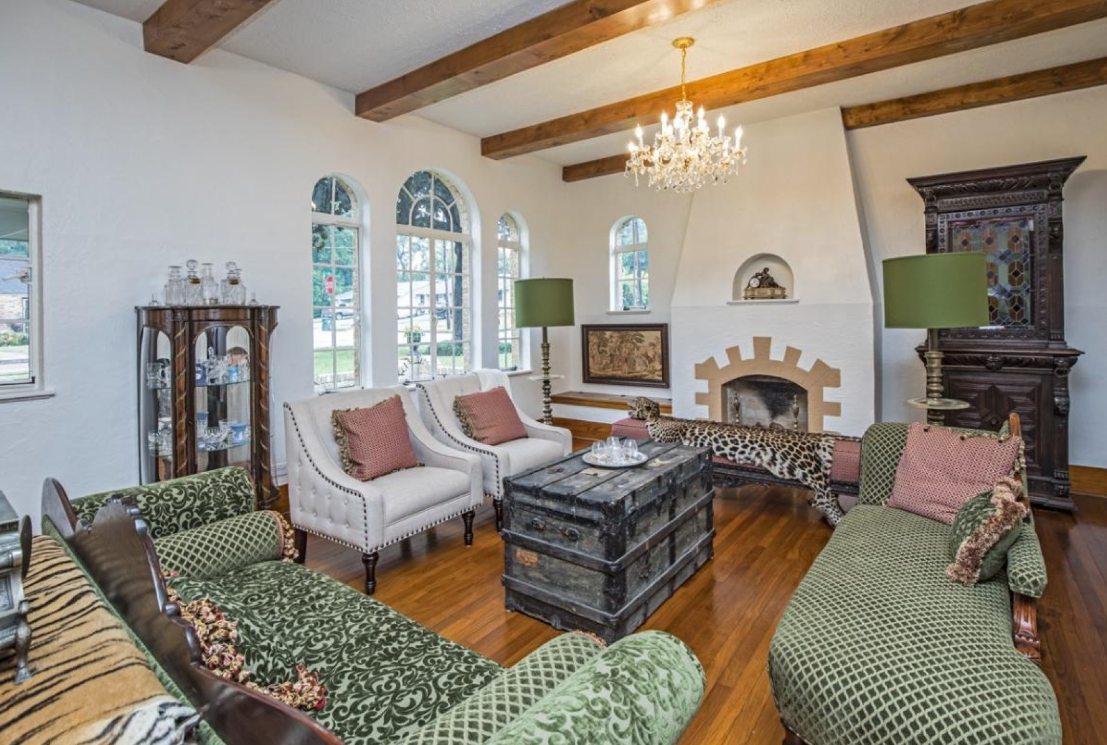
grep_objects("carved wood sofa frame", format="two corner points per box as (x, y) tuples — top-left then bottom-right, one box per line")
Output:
(41, 479), (341, 745)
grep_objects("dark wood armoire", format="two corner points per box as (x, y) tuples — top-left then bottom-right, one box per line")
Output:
(908, 157), (1085, 511)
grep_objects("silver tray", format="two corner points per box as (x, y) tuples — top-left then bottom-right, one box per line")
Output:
(582, 451), (648, 469)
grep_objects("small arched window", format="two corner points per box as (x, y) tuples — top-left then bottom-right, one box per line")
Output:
(497, 214), (526, 371)
(612, 216), (649, 311)
(396, 170), (472, 383)
(311, 175), (362, 393)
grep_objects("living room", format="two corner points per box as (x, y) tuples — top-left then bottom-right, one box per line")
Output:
(0, 0), (1104, 743)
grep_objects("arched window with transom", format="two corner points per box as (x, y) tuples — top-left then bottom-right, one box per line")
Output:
(497, 213), (527, 371)
(311, 175), (362, 393)
(396, 170), (472, 383)
(611, 216), (649, 311)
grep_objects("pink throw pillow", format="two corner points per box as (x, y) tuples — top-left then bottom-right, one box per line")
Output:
(887, 422), (1021, 524)
(332, 396), (419, 481)
(453, 387), (528, 445)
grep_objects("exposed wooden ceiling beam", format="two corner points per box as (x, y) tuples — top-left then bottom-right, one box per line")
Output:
(144, 0), (276, 63)
(842, 56), (1107, 129)
(490, 0), (1107, 159)
(562, 55), (1107, 181)
(563, 154), (630, 182)
(355, 0), (721, 122)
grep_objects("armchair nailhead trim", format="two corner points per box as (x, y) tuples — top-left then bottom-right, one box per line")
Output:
(285, 401), (485, 554)
(416, 383), (504, 503)
(292, 503), (483, 554)
(284, 402), (370, 550)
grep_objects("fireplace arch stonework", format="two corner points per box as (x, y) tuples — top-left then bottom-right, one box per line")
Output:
(694, 336), (841, 433)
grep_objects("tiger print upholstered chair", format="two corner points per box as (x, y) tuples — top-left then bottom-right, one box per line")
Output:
(283, 386), (483, 594)
(415, 369), (571, 531)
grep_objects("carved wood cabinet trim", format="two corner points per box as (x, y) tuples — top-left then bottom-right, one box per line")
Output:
(909, 158), (1084, 511)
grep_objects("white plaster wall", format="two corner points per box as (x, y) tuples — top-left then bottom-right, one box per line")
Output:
(0, 0), (567, 521)
(540, 174), (693, 402)
(848, 85), (1107, 467)
(671, 108), (876, 435)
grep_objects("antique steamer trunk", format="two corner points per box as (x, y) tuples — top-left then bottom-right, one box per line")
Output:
(502, 441), (714, 642)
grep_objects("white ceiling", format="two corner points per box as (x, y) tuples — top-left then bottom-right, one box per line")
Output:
(70, 0), (1107, 167)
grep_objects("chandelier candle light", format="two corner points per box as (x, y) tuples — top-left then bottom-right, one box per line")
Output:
(626, 37), (747, 193)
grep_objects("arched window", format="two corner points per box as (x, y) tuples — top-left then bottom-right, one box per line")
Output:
(497, 213), (526, 371)
(396, 170), (472, 383)
(612, 216), (649, 311)
(311, 175), (362, 393)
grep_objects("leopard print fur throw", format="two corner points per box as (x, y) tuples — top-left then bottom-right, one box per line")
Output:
(628, 397), (843, 525)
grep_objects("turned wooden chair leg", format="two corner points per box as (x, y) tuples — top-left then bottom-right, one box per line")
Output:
(362, 552), (379, 595)
(494, 499), (504, 533)
(462, 510), (475, 546)
(293, 528), (308, 564)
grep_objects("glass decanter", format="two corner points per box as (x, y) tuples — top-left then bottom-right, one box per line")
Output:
(200, 262), (219, 306)
(221, 261), (247, 304)
(164, 265), (185, 306)
(183, 260), (204, 306)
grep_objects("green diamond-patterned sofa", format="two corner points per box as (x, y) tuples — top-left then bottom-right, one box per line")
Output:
(42, 467), (705, 745)
(768, 419), (1061, 745)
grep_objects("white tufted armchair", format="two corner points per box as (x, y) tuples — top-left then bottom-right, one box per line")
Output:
(415, 369), (571, 531)
(283, 386), (482, 594)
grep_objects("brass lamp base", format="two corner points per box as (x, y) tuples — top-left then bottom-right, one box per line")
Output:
(540, 327), (552, 425)
(907, 397), (971, 412)
(911, 328), (970, 425)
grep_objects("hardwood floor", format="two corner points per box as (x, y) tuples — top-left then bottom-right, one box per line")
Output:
(304, 486), (1107, 744)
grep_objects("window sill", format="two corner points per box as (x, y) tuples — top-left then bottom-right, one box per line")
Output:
(0, 386), (56, 403)
(606, 309), (651, 315)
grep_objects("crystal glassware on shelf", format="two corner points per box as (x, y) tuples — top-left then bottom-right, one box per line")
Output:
(624, 438), (639, 460)
(145, 361), (169, 389)
(203, 347), (228, 385)
(248, 292), (259, 306)
(221, 261), (247, 304)
(200, 262), (219, 306)
(147, 419), (172, 457)
(164, 265), (185, 306)
(183, 260), (203, 306)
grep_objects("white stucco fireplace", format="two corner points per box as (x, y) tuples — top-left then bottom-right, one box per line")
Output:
(666, 108), (877, 436)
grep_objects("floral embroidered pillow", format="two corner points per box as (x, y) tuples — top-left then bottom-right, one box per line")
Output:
(946, 476), (1028, 586)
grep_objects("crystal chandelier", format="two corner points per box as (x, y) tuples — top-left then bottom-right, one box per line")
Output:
(626, 37), (747, 193)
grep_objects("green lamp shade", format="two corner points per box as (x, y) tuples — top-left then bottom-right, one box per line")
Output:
(515, 278), (575, 328)
(883, 253), (989, 329)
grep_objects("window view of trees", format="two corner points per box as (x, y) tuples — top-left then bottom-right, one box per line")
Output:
(497, 214), (524, 371)
(613, 216), (649, 310)
(311, 176), (360, 393)
(396, 171), (472, 383)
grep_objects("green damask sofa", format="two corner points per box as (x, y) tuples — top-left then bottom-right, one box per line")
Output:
(42, 467), (705, 745)
(768, 418), (1061, 745)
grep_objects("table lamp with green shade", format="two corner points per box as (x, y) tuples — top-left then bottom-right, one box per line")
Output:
(883, 253), (989, 425)
(515, 278), (575, 425)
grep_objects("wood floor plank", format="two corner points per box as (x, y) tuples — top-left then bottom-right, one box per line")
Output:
(303, 486), (1107, 743)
